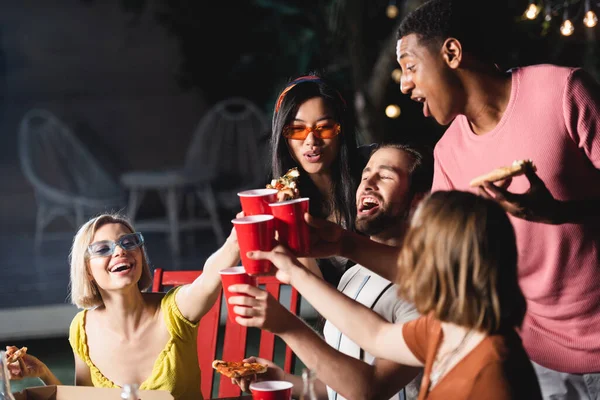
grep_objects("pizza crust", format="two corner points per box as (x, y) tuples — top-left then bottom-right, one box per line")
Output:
(469, 159), (536, 187)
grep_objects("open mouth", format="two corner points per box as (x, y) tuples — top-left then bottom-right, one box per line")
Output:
(304, 150), (322, 163)
(413, 97), (430, 118)
(358, 196), (381, 215)
(109, 263), (133, 273)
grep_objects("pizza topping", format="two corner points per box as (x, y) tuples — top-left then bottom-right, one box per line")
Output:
(513, 159), (533, 168)
(5, 346), (27, 363)
(267, 167), (301, 201)
(212, 359), (268, 379)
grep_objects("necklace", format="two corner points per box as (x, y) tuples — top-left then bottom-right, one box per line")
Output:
(429, 329), (474, 389)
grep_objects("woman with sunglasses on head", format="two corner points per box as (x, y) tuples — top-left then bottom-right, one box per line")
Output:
(6, 213), (240, 400)
(270, 73), (364, 285)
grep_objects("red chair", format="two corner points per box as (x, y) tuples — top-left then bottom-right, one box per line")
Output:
(152, 268), (301, 399)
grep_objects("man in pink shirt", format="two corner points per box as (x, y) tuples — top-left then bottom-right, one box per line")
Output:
(396, 2), (600, 396)
(299, 0), (599, 398)
(397, 0), (600, 398)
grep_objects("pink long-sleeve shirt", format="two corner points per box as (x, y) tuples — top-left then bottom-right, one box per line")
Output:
(432, 64), (600, 373)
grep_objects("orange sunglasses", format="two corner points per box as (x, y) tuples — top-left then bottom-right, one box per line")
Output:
(282, 123), (341, 140)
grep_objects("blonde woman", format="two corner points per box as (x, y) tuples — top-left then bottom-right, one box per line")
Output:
(7, 213), (239, 400)
(243, 191), (542, 399)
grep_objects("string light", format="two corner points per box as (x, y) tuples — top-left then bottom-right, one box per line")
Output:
(525, 2), (541, 19)
(583, 0), (598, 27)
(524, 0), (599, 34)
(584, 9), (598, 26)
(560, 1), (575, 36)
(544, 2), (553, 21)
(385, 104), (401, 119)
(386, 0), (399, 19)
(560, 18), (575, 34)
(391, 68), (402, 83)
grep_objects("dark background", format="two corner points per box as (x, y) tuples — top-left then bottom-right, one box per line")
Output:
(2, 0), (599, 233)
(0, 0), (598, 389)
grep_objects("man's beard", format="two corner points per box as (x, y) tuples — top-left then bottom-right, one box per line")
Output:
(355, 209), (405, 237)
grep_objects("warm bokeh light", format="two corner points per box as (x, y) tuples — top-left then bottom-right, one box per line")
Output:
(385, 104), (401, 119)
(525, 3), (540, 19)
(391, 68), (402, 83)
(584, 10), (598, 27)
(560, 19), (575, 36)
(386, 4), (399, 19)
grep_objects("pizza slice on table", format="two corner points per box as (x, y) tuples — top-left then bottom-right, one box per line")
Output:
(212, 359), (268, 379)
(267, 167), (301, 202)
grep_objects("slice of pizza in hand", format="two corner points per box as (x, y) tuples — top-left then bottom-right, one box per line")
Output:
(469, 159), (536, 188)
(5, 346), (28, 363)
(267, 167), (301, 202)
(212, 359), (268, 379)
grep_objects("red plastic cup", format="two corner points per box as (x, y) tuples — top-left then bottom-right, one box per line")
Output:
(250, 381), (294, 400)
(269, 198), (310, 256)
(219, 266), (258, 323)
(232, 215), (275, 275)
(238, 188), (279, 216)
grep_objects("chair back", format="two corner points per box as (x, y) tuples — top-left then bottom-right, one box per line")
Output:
(18, 109), (124, 206)
(183, 97), (270, 195)
(152, 268), (300, 399)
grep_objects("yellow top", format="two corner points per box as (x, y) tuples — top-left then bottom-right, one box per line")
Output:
(69, 287), (202, 400)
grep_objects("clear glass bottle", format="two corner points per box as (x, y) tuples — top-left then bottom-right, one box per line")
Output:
(120, 383), (140, 400)
(300, 368), (317, 400)
(0, 351), (16, 400)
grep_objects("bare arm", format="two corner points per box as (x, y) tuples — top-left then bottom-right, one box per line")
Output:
(297, 257), (324, 279)
(305, 214), (401, 282)
(234, 249), (423, 366)
(285, 264), (421, 366)
(74, 353), (93, 386)
(176, 228), (240, 322)
(340, 232), (401, 282)
(278, 316), (420, 400)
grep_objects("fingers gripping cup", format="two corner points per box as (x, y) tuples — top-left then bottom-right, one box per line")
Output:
(232, 215), (275, 275)
(250, 381), (294, 400)
(219, 266), (258, 323)
(269, 198), (310, 255)
(238, 188), (279, 216)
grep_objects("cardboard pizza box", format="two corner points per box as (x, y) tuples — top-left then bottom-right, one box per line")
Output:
(13, 385), (174, 400)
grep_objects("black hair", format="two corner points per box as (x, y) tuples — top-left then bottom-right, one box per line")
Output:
(270, 73), (361, 230)
(398, 0), (512, 66)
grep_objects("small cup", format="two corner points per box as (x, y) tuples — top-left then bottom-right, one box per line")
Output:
(238, 188), (279, 216)
(269, 198), (310, 256)
(219, 266), (258, 323)
(250, 381), (294, 400)
(232, 215), (275, 275)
